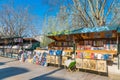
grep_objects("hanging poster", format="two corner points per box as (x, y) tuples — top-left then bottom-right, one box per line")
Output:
(76, 58), (83, 68)
(62, 56), (68, 65)
(83, 59), (90, 69)
(89, 60), (97, 71)
(46, 55), (50, 63)
(97, 60), (107, 72)
(50, 55), (56, 64)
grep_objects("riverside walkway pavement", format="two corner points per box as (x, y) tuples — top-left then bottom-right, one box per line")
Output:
(0, 57), (120, 80)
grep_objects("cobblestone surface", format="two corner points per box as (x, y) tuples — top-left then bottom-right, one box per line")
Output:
(0, 57), (119, 80)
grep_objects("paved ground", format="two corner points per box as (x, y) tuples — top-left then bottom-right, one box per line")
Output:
(0, 57), (120, 80)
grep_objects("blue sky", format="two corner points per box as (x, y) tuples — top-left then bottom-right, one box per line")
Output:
(0, 0), (60, 17)
(0, 0), (61, 33)
(0, 0), (119, 33)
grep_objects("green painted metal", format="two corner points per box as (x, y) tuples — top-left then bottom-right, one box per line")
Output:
(25, 42), (40, 50)
(47, 26), (120, 36)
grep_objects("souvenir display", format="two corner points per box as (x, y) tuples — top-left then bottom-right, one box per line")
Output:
(97, 60), (107, 72)
(76, 58), (82, 68)
(40, 52), (47, 66)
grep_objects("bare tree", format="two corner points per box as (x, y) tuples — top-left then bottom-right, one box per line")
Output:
(68, 0), (120, 27)
(0, 3), (38, 38)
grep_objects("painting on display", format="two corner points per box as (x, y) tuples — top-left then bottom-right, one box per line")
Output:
(76, 58), (83, 68)
(62, 56), (68, 65)
(46, 55), (50, 63)
(89, 60), (97, 71)
(55, 56), (59, 64)
(83, 59), (90, 69)
(50, 56), (56, 64)
(97, 60), (107, 72)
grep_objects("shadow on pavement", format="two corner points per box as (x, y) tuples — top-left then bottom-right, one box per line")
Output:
(0, 62), (5, 65)
(31, 68), (66, 80)
(0, 67), (29, 79)
(0, 59), (18, 66)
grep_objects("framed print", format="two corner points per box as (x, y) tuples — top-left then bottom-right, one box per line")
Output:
(97, 60), (107, 72)
(76, 58), (83, 68)
(46, 55), (50, 63)
(50, 55), (56, 64)
(83, 59), (90, 69)
(62, 56), (68, 65)
(55, 56), (59, 64)
(89, 60), (97, 71)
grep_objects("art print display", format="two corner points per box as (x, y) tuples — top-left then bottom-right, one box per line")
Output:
(83, 59), (90, 69)
(89, 60), (97, 71)
(50, 55), (56, 64)
(76, 58), (83, 68)
(40, 52), (47, 66)
(97, 60), (107, 72)
(55, 56), (59, 64)
(62, 56), (68, 65)
(46, 55), (50, 63)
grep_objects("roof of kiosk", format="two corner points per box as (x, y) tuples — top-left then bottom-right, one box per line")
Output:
(47, 25), (120, 36)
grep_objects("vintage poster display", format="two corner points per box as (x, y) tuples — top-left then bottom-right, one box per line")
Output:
(50, 55), (56, 64)
(97, 60), (107, 72)
(83, 59), (90, 69)
(46, 55), (50, 63)
(76, 58), (83, 68)
(89, 60), (97, 71)
(62, 56), (68, 65)
(55, 56), (59, 64)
